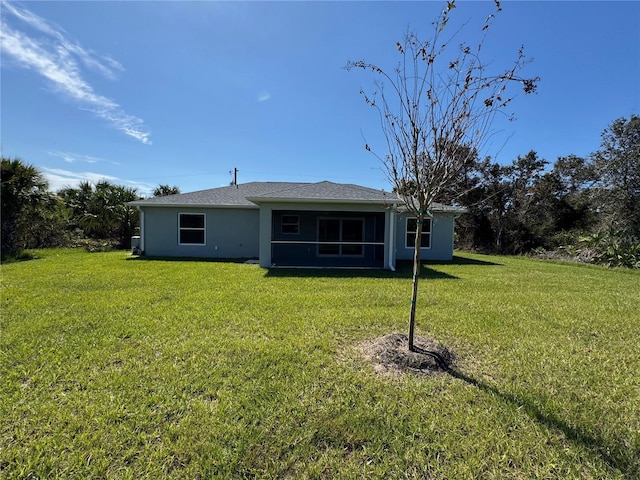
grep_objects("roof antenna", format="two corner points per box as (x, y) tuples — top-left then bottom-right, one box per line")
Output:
(229, 167), (238, 187)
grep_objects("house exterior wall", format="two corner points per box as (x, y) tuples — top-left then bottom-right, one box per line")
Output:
(137, 203), (457, 265)
(395, 212), (456, 261)
(139, 206), (259, 258)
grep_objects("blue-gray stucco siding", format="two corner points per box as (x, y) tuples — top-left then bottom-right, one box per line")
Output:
(137, 205), (458, 265)
(394, 212), (456, 261)
(139, 206), (259, 258)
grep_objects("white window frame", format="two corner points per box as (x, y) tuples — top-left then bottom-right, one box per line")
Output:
(281, 215), (300, 235)
(405, 217), (432, 249)
(317, 217), (365, 257)
(178, 213), (206, 246)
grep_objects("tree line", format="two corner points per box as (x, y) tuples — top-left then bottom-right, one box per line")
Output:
(438, 114), (639, 268)
(2, 115), (638, 267)
(1, 159), (179, 259)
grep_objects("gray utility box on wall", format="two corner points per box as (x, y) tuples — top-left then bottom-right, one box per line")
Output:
(131, 236), (141, 255)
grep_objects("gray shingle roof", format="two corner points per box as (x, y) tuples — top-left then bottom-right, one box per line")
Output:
(247, 181), (395, 203)
(129, 180), (465, 213)
(130, 181), (395, 207)
(129, 182), (308, 207)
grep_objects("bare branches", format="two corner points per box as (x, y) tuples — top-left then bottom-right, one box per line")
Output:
(346, 1), (538, 216)
(346, 0), (538, 352)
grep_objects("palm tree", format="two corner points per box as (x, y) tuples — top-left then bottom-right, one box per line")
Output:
(152, 184), (181, 197)
(1, 157), (51, 256)
(61, 180), (141, 247)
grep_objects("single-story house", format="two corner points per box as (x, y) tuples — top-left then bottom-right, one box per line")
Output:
(129, 181), (466, 269)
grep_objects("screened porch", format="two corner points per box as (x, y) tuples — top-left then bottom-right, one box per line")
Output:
(270, 210), (386, 268)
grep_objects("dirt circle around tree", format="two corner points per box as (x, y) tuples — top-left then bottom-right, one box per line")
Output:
(360, 333), (456, 376)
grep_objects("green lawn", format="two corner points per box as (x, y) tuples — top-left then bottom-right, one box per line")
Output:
(1, 249), (639, 479)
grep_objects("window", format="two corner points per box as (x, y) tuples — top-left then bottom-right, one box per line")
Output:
(281, 215), (300, 235)
(179, 213), (205, 245)
(406, 217), (431, 248)
(318, 218), (364, 256)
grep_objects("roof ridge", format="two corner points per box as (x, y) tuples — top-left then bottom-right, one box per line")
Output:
(249, 181), (316, 198)
(342, 182), (390, 194)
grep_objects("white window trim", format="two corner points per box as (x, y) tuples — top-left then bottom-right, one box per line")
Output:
(405, 217), (432, 249)
(178, 212), (206, 246)
(317, 217), (365, 257)
(281, 215), (300, 235)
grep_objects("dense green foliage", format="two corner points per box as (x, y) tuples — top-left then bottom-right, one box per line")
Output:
(153, 185), (181, 197)
(591, 115), (640, 238)
(1, 158), (69, 258)
(444, 115), (640, 267)
(58, 181), (140, 249)
(2, 250), (639, 478)
(1, 158), (151, 258)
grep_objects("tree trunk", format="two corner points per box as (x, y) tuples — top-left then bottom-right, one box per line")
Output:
(408, 214), (423, 352)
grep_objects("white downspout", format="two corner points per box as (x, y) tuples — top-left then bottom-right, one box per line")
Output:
(139, 208), (145, 253)
(388, 208), (396, 271)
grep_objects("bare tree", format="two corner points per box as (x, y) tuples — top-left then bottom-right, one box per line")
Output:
(347, 0), (538, 351)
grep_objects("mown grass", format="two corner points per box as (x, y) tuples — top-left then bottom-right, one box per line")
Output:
(1, 249), (638, 479)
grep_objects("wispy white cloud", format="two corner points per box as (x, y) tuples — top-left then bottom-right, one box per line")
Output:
(1, 0), (124, 79)
(258, 92), (271, 103)
(42, 167), (119, 191)
(0, 1), (151, 144)
(48, 150), (117, 165)
(41, 167), (154, 196)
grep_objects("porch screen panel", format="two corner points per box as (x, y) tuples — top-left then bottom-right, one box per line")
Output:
(318, 219), (340, 255)
(318, 218), (364, 256)
(341, 219), (364, 255)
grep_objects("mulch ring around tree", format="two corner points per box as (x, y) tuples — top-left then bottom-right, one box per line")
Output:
(360, 333), (456, 376)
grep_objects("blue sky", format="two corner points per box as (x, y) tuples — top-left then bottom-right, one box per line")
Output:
(2, 1), (638, 196)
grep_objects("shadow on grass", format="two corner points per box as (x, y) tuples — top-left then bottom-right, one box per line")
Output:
(428, 254), (503, 266)
(264, 256), (501, 280)
(0, 251), (40, 264)
(448, 368), (636, 478)
(264, 264), (458, 280)
(126, 254), (500, 280)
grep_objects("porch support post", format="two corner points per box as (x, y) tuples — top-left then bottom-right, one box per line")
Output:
(258, 205), (273, 268)
(386, 208), (396, 271)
